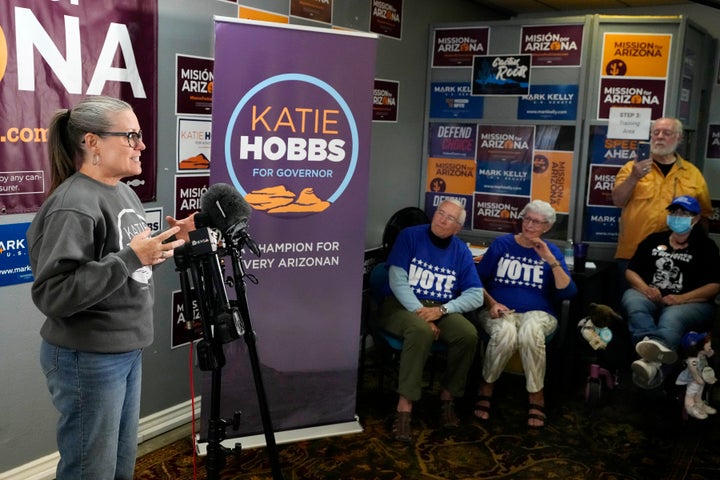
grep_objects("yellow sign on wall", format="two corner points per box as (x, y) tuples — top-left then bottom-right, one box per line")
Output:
(530, 150), (573, 214)
(426, 157), (476, 195)
(601, 33), (672, 78)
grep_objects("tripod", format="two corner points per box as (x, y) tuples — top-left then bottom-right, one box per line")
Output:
(175, 228), (284, 480)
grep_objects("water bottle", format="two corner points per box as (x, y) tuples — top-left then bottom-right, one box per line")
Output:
(564, 239), (574, 268)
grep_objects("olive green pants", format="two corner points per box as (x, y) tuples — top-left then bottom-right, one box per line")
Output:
(378, 297), (478, 402)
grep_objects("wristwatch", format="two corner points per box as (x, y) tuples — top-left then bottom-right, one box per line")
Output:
(439, 304), (449, 315)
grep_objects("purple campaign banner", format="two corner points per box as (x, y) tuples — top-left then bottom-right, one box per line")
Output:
(208, 18), (376, 441)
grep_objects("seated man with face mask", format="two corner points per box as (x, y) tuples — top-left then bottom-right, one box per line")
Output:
(623, 195), (720, 389)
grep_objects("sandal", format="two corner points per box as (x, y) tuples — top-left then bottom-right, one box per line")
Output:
(473, 395), (492, 421)
(440, 400), (460, 428)
(393, 411), (413, 442)
(528, 403), (546, 428)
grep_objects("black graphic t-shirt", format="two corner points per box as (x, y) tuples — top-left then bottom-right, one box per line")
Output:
(628, 229), (720, 296)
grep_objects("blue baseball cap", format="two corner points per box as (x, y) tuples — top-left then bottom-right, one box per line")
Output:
(681, 331), (707, 349)
(666, 195), (700, 214)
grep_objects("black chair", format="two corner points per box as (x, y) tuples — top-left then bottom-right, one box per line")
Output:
(381, 206), (429, 257)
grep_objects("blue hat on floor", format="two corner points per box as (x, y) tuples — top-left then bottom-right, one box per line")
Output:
(666, 195), (700, 214)
(681, 331), (707, 349)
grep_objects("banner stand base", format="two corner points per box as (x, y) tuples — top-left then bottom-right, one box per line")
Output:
(196, 416), (364, 455)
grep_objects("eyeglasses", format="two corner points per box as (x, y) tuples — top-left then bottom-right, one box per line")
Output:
(94, 130), (143, 149)
(435, 209), (462, 225)
(521, 216), (549, 226)
(651, 129), (678, 138)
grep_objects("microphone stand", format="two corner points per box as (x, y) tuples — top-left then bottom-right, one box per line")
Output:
(174, 230), (284, 480)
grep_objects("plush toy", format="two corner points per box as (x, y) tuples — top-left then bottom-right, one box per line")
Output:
(577, 303), (622, 350)
(676, 331), (716, 420)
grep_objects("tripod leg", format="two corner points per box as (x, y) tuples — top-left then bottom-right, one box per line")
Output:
(204, 345), (229, 480)
(243, 327), (284, 480)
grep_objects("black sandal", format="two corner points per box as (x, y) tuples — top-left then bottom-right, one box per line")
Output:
(393, 412), (412, 442)
(473, 395), (492, 421)
(528, 403), (546, 428)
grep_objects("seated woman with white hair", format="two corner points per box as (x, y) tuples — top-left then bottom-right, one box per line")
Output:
(473, 200), (577, 428)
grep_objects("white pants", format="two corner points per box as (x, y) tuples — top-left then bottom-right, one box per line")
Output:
(684, 381), (703, 408)
(478, 310), (557, 393)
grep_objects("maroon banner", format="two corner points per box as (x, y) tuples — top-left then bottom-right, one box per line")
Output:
(373, 79), (399, 122)
(706, 124), (720, 159)
(586, 164), (621, 207)
(520, 24), (584, 67)
(0, 0), (158, 214)
(370, 0), (403, 40)
(597, 78), (666, 120)
(175, 54), (214, 116)
(472, 193), (525, 232)
(432, 26), (489, 68)
(711, 200), (720, 235)
(290, 0), (332, 23)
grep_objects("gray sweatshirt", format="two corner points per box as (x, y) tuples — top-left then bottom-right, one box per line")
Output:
(27, 173), (154, 353)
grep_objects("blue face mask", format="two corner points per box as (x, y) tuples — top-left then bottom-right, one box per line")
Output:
(666, 215), (693, 234)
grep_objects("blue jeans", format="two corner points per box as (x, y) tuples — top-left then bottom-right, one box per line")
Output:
(622, 288), (715, 350)
(40, 340), (142, 480)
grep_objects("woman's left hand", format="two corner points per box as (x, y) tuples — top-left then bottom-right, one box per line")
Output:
(530, 238), (553, 262)
(166, 213), (196, 242)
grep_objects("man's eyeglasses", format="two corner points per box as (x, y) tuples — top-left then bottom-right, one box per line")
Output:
(94, 130), (143, 149)
(521, 216), (549, 226)
(435, 209), (461, 225)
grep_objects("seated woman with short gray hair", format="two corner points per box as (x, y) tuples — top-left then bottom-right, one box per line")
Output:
(473, 200), (577, 428)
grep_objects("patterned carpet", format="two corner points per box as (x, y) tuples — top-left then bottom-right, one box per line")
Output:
(135, 362), (720, 479)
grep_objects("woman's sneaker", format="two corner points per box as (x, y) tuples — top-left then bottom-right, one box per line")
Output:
(631, 359), (662, 389)
(635, 337), (677, 364)
(701, 402), (717, 415)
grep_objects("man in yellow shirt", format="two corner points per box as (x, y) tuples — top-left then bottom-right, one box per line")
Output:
(612, 117), (712, 273)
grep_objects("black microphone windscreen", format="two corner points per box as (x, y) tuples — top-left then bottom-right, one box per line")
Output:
(199, 183), (251, 232)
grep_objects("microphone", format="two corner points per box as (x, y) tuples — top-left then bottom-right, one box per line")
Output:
(196, 183), (261, 256)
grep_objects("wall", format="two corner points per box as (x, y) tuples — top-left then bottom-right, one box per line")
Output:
(0, 0), (496, 475)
